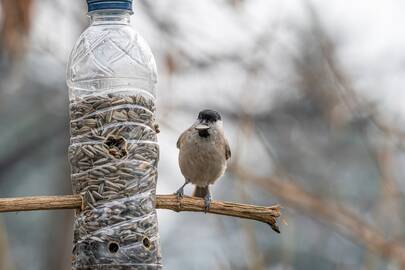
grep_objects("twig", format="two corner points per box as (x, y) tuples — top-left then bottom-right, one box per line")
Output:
(0, 195), (82, 212)
(158, 195), (281, 232)
(0, 194), (282, 233)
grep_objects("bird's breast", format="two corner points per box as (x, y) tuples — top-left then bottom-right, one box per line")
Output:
(178, 132), (227, 186)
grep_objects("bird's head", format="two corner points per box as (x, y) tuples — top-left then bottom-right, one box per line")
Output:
(195, 109), (223, 137)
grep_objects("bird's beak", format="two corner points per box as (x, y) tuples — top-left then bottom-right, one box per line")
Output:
(195, 124), (210, 131)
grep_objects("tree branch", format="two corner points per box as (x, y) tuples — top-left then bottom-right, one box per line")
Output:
(0, 195), (81, 212)
(0, 194), (281, 233)
(157, 195), (281, 232)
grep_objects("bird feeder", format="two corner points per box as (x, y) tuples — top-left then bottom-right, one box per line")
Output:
(66, 0), (161, 268)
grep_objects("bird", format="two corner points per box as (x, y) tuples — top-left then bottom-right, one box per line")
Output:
(175, 109), (231, 210)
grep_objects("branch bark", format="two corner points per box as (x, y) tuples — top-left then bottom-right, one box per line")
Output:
(0, 194), (281, 233)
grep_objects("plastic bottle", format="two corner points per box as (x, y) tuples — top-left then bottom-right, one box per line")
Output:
(66, 1), (161, 269)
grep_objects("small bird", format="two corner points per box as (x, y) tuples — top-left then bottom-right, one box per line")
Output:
(175, 109), (231, 210)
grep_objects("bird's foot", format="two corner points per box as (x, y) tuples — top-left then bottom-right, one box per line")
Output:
(174, 180), (190, 200)
(174, 187), (185, 200)
(203, 193), (212, 212)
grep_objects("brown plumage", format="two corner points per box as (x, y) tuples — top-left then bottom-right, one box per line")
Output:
(175, 110), (231, 210)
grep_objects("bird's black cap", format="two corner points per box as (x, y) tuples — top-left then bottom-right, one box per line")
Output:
(198, 109), (221, 122)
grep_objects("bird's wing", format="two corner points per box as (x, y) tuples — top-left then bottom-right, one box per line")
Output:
(176, 130), (187, 149)
(225, 138), (231, 160)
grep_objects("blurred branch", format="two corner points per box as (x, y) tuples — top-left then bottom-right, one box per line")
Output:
(235, 103), (271, 269)
(0, 218), (13, 270)
(298, 4), (405, 145)
(0, 194), (282, 232)
(140, 0), (281, 74)
(0, 0), (33, 57)
(253, 121), (405, 265)
(230, 166), (405, 266)
(302, 6), (404, 242)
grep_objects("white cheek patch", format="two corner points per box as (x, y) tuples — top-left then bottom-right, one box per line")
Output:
(215, 120), (223, 128)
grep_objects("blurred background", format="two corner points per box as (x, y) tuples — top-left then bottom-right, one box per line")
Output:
(0, 0), (405, 269)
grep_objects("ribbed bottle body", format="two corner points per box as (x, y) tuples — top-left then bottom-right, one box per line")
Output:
(67, 10), (161, 269)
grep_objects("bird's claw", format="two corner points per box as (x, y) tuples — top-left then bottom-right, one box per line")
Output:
(174, 180), (190, 201)
(174, 188), (184, 200)
(203, 193), (211, 212)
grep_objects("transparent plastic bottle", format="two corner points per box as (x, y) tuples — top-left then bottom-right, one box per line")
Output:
(66, 1), (161, 269)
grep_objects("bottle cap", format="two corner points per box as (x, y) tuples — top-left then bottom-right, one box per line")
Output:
(87, 0), (133, 13)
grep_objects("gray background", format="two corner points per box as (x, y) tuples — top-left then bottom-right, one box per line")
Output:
(0, 0), (404, 269)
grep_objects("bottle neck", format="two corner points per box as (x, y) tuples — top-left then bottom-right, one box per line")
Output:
(89, 10), (131, 25)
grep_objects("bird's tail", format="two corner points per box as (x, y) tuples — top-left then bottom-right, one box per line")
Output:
(193, 186), (208, 198)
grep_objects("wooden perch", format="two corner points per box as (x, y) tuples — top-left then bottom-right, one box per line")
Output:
(0, 194), (281, 233)
(157, 195), (281, 232)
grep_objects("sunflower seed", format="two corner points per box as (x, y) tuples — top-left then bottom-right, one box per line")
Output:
(69, 94), (161, 267)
